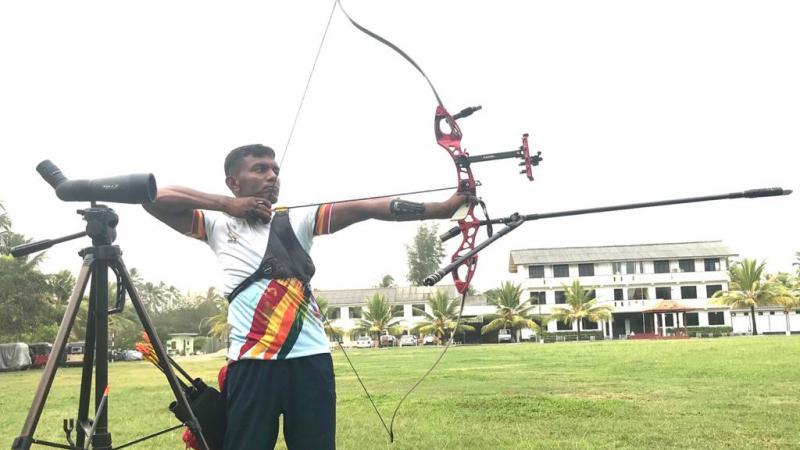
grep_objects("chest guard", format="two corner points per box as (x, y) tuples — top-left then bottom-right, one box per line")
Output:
(227, 211), (315, 302)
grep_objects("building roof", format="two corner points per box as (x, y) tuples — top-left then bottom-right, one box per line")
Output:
(314, 285), (485, 306)
(509, 240), (736, 271)
(644, 300), (695, 312)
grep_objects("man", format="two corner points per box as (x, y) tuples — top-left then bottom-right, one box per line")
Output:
(143, 144), (470, 450)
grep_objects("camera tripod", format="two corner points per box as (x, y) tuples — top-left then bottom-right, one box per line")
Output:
(10, 204), (210, 450)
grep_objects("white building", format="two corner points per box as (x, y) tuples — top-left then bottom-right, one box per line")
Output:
(508, 240), (800, 338)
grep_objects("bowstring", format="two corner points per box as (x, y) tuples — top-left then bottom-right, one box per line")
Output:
(294, 0), (468, 443)
(387, 289), (468, 441)
(279, 0), (338, 170)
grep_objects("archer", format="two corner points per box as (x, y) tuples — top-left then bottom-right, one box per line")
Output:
(143, 144), (470, 450)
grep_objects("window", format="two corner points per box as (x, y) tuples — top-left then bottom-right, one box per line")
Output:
(770, 311), (775, 315)
(680, 286), (697, 299)
(556, 320), (572, 331)
(528, 265), (544, 278)
(685, 312), (699, 326)
(391, 305), (404, 318)
(628, 288), (649, 300)
(708, 311), (725, 326)
(612, 262), (623, 275)
(706, 285), (722, 298)
(349, 307), (362, 319)
(654, 260), (670, 274)
(614, 289), (624, 301)
(587, 289), (596, 300)
(757, 312), (764, 316)
(328, 307), (341, 320)
(704, 258), (721, 272)
(554, 291), (567, 304)
(655, 287), (672, 299)
(553, 264), (570, 278)
(581, 318), (599, 330)
(625, 261), (643, 274)
(578, 263), (595, 277)
(529, 291), (546, 305)
(412, 303), (426, 317)
(678, 259), (695, 272)
(663, 315), (674, 327)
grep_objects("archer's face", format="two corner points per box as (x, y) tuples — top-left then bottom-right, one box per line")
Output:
(227, 155), (280, 203)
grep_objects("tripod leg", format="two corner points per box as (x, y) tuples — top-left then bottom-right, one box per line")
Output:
(76, 275), (98, 449)
(12, 255), (94, 450)
(89, 258), (112, 450)
(115, 257), (212, 450)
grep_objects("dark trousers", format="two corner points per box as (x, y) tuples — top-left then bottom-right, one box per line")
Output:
(223, 353), (336, 450)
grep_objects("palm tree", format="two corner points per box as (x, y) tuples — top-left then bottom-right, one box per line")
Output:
(769, 272), (800, 336)
(201, 298), (231, 345)
(412, 289), (475, 344)
(314, 296), (345, 340)
(712, 259), (782, 335)
(481, 281), (539, 342)
(48, 270), (76, 304)
(351, 293), (403, 344)
(549, 280), (612, 341)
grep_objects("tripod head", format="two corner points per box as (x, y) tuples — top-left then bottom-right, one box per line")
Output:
(9, 204), (119, 257)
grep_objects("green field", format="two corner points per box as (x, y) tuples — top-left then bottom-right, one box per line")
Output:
(1, 337), (799, 449)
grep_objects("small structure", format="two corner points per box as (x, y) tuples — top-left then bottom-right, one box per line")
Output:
(166, 333), (198, 356)
(630, 300), (693, 339)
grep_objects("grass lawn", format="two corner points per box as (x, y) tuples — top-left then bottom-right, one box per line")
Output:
(1, 336), (799, 449)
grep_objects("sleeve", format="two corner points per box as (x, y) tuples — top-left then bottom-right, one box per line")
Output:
(289, 204), (333, 252)
(187, 209), (217, 244)
(313, 203), (334, 237)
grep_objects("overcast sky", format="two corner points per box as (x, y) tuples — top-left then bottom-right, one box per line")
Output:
(1, 0), (798, 295)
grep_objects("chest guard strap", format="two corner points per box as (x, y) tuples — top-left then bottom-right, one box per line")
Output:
(227, 211), (316, 302)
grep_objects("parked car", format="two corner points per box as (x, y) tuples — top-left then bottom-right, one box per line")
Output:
(112, 349), (144, 362)
(379, 335), (397, 348)
(498, 329), (513, 343)
(422, 335), (436, 345)
(355, 336), (373, 348)
(399, 335), (418, 347)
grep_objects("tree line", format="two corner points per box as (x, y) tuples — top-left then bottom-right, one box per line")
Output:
(0, 203), (228, 349)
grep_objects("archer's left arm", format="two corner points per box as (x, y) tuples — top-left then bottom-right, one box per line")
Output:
(325, 192), (469, 234)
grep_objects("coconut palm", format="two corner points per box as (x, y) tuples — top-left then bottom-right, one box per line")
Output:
(548, 279), (612, 341)
(412, 289), (475, 344)
(48, 270), (76, 305)
(712, 259), (782, 335)
(480, 281), (539, 342)
(314, 296), (345, 340)
(768, 272), (800, 336)
(201, 297), (231, 345)
(351, 293), (403, 343)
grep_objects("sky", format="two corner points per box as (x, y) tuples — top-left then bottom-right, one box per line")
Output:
(1, 0), (798, 295)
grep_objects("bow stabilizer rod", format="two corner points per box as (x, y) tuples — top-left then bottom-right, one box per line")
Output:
(426, 187), (792, 286)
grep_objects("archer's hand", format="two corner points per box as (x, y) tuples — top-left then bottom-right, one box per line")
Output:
(225, 197), (273, 224)
(440, 191), (477, 218)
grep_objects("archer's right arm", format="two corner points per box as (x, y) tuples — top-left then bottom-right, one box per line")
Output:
(142, 186), (272, 234)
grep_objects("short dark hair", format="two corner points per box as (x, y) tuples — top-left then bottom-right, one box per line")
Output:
(224, 144), (276, 176)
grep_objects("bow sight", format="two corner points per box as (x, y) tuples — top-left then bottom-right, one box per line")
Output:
(449, 105), (542, 182)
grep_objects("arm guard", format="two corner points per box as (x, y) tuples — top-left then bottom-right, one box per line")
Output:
(389, 198), (426, 221)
